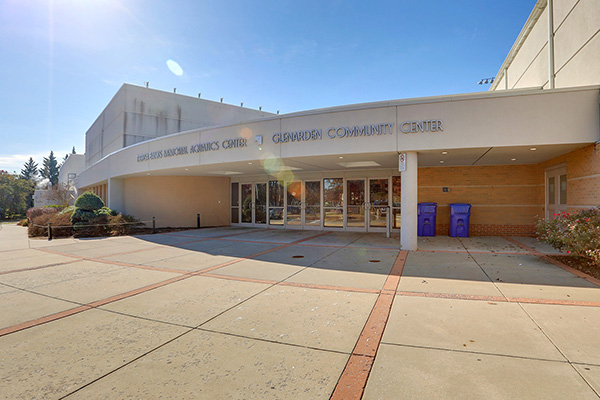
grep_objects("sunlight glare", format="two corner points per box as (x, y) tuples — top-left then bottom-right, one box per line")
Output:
(167, 59), (184, 76)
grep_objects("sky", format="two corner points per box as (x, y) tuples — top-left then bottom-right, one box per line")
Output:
(0, 0), (538, 174)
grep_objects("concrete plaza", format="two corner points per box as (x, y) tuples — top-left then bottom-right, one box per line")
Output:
(0, 223), (599, 399)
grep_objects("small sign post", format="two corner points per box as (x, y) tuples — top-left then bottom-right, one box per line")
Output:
(398, 153), (406, 172)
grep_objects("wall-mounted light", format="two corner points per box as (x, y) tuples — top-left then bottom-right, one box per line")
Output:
(530, 147), (537, 151)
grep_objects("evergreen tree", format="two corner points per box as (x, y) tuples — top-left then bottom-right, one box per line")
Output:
(19, 157), (38, 208)
(20, 157), (39, 181)
(40, 151), (60, 188)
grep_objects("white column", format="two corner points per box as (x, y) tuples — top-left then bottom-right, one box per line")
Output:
(400, 151), (418, 250)
(108, 178), (124, 213)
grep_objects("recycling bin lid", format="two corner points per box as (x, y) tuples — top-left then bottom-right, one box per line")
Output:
(450, 203), (471, 214)
(418, 202), (437, 214)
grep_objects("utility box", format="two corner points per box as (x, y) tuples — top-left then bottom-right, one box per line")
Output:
(449, 203), (471, 237)
(417, 202), (437, 237)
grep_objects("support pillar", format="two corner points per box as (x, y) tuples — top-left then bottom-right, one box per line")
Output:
(400, 152), (418, 250)
(108, 178), (124, 213)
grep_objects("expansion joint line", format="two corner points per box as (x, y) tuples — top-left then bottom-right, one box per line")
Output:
(0, 231), (331, 338)
(503, 237), (600, 288)
(502, 236), (600, 398)
(330, 250), (408, 400)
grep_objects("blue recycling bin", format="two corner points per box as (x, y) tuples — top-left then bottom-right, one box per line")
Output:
(418, 202), (437, 237)
(450, 203), (471, 237)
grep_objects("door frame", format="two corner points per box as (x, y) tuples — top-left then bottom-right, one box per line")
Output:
(366, 176), (390, 233)
(545, 164), (567, 219)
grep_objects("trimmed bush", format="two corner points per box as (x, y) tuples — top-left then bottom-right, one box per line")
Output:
(74, 191), (105, 211)
(71, 208), (97, 225)
(536, 207), (600, 266)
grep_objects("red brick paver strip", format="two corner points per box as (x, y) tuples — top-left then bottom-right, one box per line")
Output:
(331, 250), (408, 400)
(0, 231), (331, 338)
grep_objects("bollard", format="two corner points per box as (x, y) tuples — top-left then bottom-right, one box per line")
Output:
(48, 222), (53, 241)
(152, 217), (156, 234)
(197, 213), (201, 229)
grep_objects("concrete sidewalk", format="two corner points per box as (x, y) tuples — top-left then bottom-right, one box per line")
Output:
(0, 225), (599, 399)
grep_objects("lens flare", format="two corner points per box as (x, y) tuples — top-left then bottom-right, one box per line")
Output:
(260, 153), (295, 183)
(240, 127), (252, 140)
(166, 59), (183, 76)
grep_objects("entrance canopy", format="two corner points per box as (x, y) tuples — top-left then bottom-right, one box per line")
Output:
(78, 86), (599, 185)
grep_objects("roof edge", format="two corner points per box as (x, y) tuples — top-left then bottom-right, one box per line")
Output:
(490, 0), (547, 91)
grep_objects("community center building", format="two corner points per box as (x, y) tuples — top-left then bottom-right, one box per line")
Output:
(76, 0), (600, 250)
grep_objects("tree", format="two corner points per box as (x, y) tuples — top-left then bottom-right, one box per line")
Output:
(20, 157), (39, 181)
(47, 183), (77, 207)
(0, 170), (33, 219)
(40, 151), (60, 188)
(19, 158), (38, 209)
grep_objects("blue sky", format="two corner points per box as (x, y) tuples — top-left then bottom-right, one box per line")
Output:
(0, 0), (537, 173)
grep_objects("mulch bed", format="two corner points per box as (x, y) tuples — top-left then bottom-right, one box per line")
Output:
(548, 255), (600, 281)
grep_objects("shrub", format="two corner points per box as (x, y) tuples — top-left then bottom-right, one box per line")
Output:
(59, 205), (76, 215)
(74, 191), (105, 211)
(536, 207), (600, 266)
(18, 219), (28, 226)
(96, 206), (117, 216)
(107, 214), (143, 236)
(71, 208), (97, 225)
(27, 207), (59, 222)
(73, 214), (109, 237)
(29, 212), (73, 237)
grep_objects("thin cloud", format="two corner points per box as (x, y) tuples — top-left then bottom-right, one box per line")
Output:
(0, 150), (72, 174)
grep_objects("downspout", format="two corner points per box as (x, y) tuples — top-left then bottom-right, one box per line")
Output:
(548, 0), (555, 89)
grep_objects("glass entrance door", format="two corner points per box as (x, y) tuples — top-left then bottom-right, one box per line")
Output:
(239, 183), (267, 226)
(254, 183), (267, 225)
(241, 183), (253, 224)
(347, 179), (365, 229)
(268, 181), (284, 226)
(324, 178), (344, 228)
(368, 178), (389, 231)
(284, 180), (322, 229)
(286, 181), (302, 228)
(304, 181), (321, 229)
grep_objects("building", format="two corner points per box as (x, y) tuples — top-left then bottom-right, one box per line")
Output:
(76, 0), (600, 250)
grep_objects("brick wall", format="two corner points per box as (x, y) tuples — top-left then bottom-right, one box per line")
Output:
(418, 164), (544, 237)
(423, 144), (600, 237)
(565, 144), (600, 209)
(539, 143), (600, 211)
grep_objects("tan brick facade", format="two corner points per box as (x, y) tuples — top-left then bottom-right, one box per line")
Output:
(418, 165), (544, 236)
(420, 144), (600, 237)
